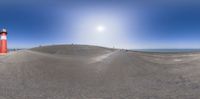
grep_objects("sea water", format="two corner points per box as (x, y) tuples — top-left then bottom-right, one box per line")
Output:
(133, 49), (200, 53)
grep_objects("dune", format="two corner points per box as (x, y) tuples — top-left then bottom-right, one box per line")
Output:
(0, 45), (200, 99)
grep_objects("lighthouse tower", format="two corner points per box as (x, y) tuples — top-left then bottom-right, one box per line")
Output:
(0, 28), (8, 54)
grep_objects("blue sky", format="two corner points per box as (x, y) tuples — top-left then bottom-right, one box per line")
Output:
(0, 0), (200, 49)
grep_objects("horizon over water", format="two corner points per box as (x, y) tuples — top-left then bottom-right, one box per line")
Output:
(132, 49), (200, 53)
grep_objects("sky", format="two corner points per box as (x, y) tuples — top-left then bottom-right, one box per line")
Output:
(0, 0), (200, 49)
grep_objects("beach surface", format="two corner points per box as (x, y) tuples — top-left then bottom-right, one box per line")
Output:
(0, 45), (200, 99)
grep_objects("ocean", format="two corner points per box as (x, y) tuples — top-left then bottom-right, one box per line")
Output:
(132, 49), (200, 53)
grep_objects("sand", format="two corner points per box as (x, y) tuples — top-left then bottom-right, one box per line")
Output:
(0, 45), (200, 99)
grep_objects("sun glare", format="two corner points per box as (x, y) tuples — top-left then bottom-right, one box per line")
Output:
(97, 26), (105, 32)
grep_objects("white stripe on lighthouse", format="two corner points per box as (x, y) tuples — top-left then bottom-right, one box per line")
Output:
(1, 36), (7, 40)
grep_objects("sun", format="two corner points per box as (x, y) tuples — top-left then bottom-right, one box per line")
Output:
(96, 25), (105, 32)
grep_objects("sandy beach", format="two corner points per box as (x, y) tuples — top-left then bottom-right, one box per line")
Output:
(0, 45), (200, 99)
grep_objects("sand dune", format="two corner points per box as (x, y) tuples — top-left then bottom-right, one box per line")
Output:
(0, 45), (200, 99)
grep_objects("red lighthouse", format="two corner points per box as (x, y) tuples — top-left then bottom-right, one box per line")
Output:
(0, 28), (8, 54)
